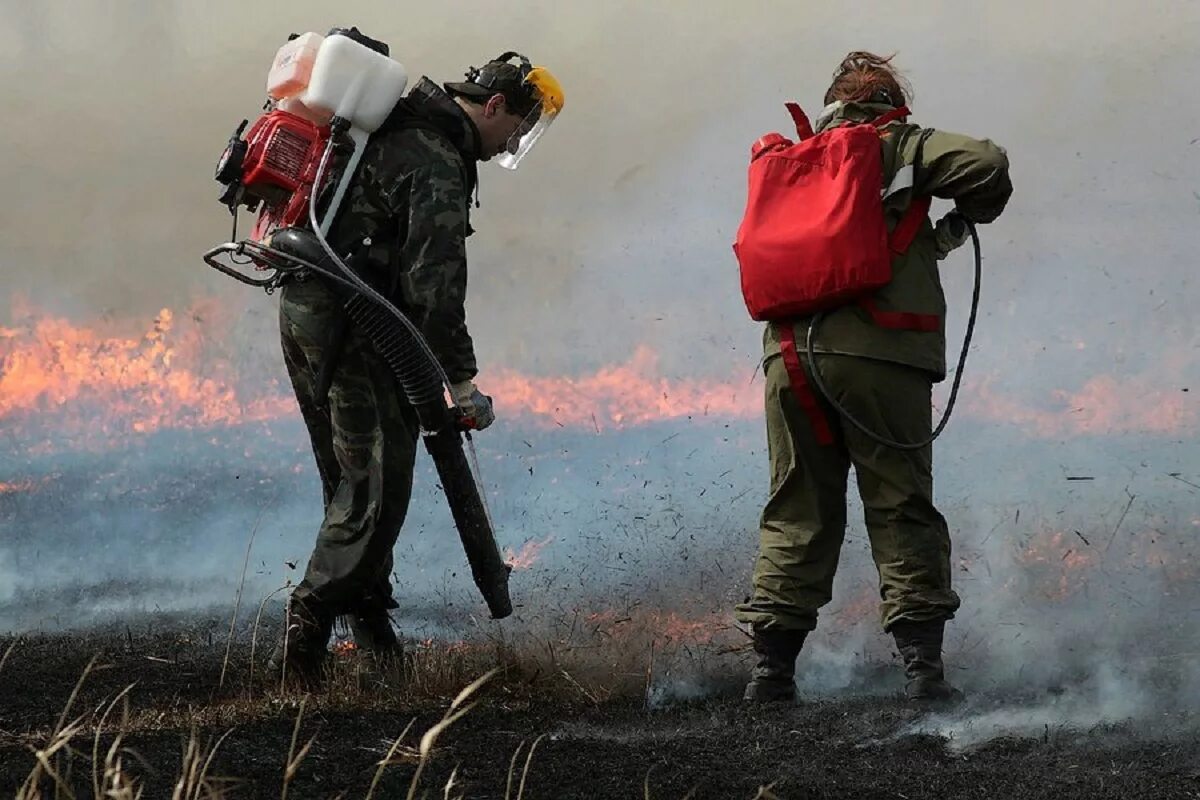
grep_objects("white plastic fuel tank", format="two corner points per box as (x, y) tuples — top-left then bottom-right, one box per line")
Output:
(266, 32), (324, 100)
(300, 34), (408, 133)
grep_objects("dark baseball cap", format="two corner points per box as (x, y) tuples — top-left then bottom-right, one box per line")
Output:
(445, 54), (540, 117)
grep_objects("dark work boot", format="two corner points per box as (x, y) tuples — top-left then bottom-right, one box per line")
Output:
(743, 626), (807, 703)
(348, 609), (403, 664)
(266, 598), (333, 688)
(891, 619), (963, 705)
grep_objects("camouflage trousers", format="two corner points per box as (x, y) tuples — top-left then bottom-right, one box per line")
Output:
(278, 278), (420, 621)
(735, 344), (961, 634)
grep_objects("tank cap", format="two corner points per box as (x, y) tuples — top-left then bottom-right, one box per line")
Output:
(326, 26), (389, 57)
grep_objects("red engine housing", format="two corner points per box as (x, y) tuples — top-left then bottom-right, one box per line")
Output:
(236, 110), (331, 241)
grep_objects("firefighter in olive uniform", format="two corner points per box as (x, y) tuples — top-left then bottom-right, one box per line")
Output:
(736, 52), (1012, 703)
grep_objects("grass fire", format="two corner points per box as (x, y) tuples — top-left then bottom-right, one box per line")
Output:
(2, 2), (1199, 798)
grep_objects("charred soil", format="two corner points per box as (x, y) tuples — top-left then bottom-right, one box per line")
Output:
(0, 627), (1197, 800)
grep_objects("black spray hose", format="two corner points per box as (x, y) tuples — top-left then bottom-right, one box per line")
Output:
(805, 220), (981, 451)
(344, 295), (446, 415)
(308, 125), (455, 400)
(302, 127), (513, 619)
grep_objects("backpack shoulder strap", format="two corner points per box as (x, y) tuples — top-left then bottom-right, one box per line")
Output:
(784, 102), (815, 140)
(870, 105), (912, 128)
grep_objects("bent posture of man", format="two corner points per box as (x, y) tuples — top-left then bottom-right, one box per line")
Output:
(736, 52), (1012, 703)
(270, 53), (564, 681)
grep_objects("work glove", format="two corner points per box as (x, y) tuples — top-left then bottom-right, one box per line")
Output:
(450, 380), (495, 431)
(933, 211), (971, 261)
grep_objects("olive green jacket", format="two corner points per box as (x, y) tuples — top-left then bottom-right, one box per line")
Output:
(764, 101), (1013, 380)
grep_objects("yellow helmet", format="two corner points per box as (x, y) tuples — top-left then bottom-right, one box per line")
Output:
(525, 66), (564, 114)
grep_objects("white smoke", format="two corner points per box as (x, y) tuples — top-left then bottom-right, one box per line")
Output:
(907, 662), (1176, 752)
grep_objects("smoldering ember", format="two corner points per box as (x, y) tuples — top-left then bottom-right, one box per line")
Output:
(1, 4), (1198, 799)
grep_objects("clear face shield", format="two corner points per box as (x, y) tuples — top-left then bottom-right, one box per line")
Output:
(495, 66), (564, 170)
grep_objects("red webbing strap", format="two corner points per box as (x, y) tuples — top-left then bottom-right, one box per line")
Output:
(871, 105), (912, 127)
(889, 195), (932, 254)
(777, 323), (835, 445)
(867, 195), (938, 331)
(863, 106), (937, 333)
(785, 102), (815, 140)
(858, 297), (941, 332)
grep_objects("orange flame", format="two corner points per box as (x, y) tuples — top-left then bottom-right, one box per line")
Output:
(1011, 529), (1102, 600)
(503, 536), (555, 570)
(2, 301), (1195, 446)
(1008, 524), (1198, 602)
(490, 347), (757, 429)
(965, 373), (1196, 437)
(331, 640), (358, 656)
(0, 300), (291, 447)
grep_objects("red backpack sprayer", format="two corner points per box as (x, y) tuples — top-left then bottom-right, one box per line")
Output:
(203, 27), (513, 619)
(734, 102), (983, 450)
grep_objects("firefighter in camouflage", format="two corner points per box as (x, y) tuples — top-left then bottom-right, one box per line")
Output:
(270, 54), (561, 681)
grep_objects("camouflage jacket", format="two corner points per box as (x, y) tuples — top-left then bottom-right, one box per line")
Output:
(324, 77), (482, 384)
(765, 101), (1013, 380)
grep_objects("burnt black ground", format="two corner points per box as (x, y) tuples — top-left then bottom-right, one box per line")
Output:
(1, 628), (1198, 800)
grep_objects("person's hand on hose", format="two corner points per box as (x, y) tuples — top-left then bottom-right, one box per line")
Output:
(451, 380), (495, 431)
(933, 211), (971, 261)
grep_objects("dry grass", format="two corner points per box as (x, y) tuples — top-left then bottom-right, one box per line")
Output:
(4, 601), (751, 798)
(12, 661), (580, 800)
(6, 630), (765, 799)
(5, 610), (736, 746)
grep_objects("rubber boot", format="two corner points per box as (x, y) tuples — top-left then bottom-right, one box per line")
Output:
(743, 626), (807, 703)
(891, 619), (963, 705)
(266, 598), (333, 688)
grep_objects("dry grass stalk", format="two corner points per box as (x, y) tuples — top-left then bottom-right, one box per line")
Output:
(514, 734), (546, 800)
(248, 584), (292, 689)
(55, 656), (99, 737)
(219, 506), (268, 691)
(406, 669), (499, 800)
(17, 716), (86, 800)
(18, 655), (102, 799)
(0, 638), (18, 677)
(441, 765), (463, 800)
(504, 739), (526, 800)
(364, 719), (417, 800)
(171, 727), (235, 800)
(560, 668), (605, 706)
(281, 697), (315, 800)
(91, 683), (138, 799)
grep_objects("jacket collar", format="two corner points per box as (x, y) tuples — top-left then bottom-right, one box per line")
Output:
(814, 100), (902, 133)
(406, 77), (484, 163)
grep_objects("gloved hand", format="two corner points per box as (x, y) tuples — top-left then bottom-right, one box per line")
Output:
(450, 380), (495, 431)
(933, 211), (971, 261)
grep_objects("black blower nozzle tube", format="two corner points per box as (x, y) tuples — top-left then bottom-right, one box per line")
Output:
(344, 295), (513, 619)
